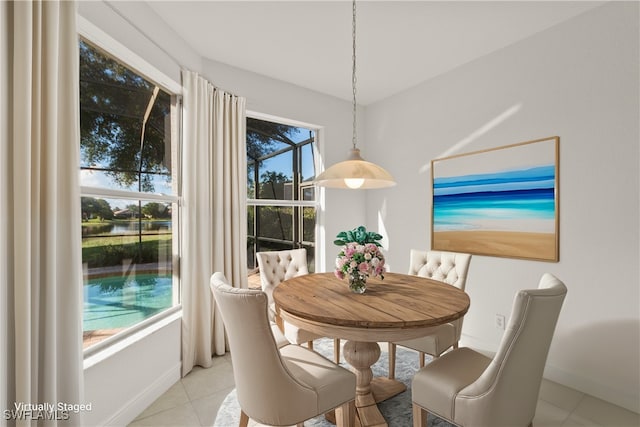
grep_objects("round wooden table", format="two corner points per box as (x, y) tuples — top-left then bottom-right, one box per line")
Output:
(273, 272), (470, 427)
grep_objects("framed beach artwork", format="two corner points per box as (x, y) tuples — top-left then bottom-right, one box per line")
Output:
(431, 136), (559, 262)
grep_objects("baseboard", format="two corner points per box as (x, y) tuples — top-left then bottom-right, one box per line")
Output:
(102, 362), (181, 427)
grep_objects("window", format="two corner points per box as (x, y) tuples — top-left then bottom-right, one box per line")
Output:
(246, 116), (318, 277)
(79, 38), (180, 350)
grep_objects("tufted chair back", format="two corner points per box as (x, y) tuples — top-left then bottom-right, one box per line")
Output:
(408, 249), (472, 290)
(256, 248), (340, 359)
(390, 249), (473, 379)
(256, 248), (309, 308)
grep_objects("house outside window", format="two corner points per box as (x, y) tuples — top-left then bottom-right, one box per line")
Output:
(79, 38), (181, 350)
(246, 116), (318, 277)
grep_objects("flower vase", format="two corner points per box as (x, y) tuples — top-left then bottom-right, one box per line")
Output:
(348, 274), (367, 294)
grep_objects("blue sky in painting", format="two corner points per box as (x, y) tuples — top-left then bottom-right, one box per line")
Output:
(433, 165), (556, 232)
(434, 165), (555, 196)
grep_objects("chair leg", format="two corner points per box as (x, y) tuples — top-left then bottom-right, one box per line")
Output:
(419, 351), (426, 368)
(453, 341), (459, 350)
(412, 403), (426, 427)
(308, 340), (314, 350)
(388, 342), (396, 380)
(334, 338), (341, 364)
(239, 410), (249, 427)
(335, 400), (355, 427)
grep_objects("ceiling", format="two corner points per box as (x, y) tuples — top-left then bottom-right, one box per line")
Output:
(147, 1), (605, 105)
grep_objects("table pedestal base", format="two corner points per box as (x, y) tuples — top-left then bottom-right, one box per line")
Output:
(326, 377), (406, 426)
(337, 341), (406, 427)
(370, 376), (406, 402)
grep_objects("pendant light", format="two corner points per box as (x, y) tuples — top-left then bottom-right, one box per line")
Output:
(315, 0), (396, 189)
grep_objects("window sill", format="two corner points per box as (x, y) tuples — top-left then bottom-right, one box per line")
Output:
(83, 306), (182, 370)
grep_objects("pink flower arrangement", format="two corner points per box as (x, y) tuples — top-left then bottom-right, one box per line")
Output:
(334, 242), (386, 281)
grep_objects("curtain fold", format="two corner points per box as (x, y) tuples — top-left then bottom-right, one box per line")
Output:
(181, 70), (247, 376)
(1, 1), (83, 426)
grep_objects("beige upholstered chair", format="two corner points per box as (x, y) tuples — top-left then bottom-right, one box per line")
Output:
(211, 273), (356, 427)
(257, 248), (341, 363)
(389, 250), (472, 379)
(411, 273), (567, 427)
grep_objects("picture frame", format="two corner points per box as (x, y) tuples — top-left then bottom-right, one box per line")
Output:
(431, 136), (559, 262)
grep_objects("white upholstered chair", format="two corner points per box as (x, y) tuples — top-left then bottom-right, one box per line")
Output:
(211, 273), (356, 427)
(389, 250), (472, 379)
(411, 273), (567, 427)
(257, 248), (341, 363)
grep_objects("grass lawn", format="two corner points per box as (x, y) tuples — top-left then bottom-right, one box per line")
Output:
(82, 226), (172, 268)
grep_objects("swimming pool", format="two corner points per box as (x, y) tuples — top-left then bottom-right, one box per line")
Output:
(83, 274), (173, 332)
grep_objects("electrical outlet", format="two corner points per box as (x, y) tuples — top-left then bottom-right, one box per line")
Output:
(495, 314), (505, 330)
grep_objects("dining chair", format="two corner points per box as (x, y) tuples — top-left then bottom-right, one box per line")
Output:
(388, 250), (472, 379)
(257, 248), (341, 363)
(210, 273), (356, 427)
(411, 273), (567, 427)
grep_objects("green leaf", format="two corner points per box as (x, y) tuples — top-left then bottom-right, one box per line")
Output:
(333, 225), (384, 247)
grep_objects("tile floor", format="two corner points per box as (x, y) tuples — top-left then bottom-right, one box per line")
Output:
(129, 348), (639, 427)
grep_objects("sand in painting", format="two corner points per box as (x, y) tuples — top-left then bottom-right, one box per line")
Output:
(433, 230), (557, 260)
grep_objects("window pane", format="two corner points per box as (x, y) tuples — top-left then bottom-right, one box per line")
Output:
(247, 159), (256, 199)
(246, 116), (317, 275)
(247, 117), (294, 158)
(258, 152), (293, 200)
(84, 274), (172, 335)
(80, 37), (178, 350)
(301, 184), (315, 201)
(256, 240), (294, 254)
(288, 128), (314, 144)
(247, 237), (256, 270)
(301, 143), (315, 182)
(302, 207), (316, 243)
(302, 245), (315, 274)
(257, 206), (292, 241)
(79, 39), (174, 194)
(247, 205), (255, 237)
(82, 197), (174, 347)
(141, 173), (172, 195)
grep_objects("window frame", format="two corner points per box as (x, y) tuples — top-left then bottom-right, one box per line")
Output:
(78, 17), (183, 358)
(246, 111), (323, 272)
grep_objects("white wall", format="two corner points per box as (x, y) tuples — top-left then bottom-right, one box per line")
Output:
(365, 2), (639, 412)
(83, 317), (181, 426)
(77, 0), (201, 82)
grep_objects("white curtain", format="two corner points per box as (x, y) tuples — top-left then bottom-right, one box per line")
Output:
(181, 70), (247, 376)
(1, 1), (83, 426)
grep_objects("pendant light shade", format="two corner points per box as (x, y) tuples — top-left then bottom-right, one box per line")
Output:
(315, 0), (396, 190)
(315, 148), (395, 189)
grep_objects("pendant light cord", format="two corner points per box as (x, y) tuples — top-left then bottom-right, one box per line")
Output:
(307, 0), (396, 188)
(352, 0), (358, 150)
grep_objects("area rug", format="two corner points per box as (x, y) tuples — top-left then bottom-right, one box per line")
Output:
(213, 338), (455, 427)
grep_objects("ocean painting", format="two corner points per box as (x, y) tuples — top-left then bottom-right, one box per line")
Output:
(431, 137), (559, 261)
